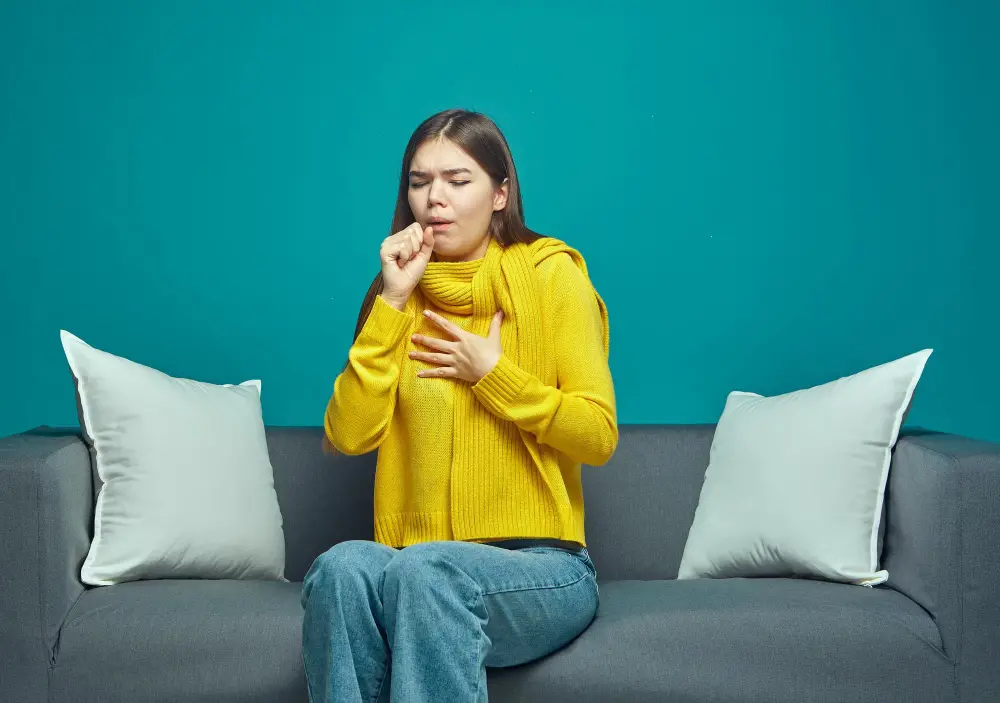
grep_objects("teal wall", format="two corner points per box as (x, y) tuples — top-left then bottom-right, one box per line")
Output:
(1, 1), (997, 441)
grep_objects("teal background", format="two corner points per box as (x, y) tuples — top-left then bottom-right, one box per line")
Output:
(1, 1), (997, 441)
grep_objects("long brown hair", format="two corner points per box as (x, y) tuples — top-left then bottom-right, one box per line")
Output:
(351, 109), (541, 342)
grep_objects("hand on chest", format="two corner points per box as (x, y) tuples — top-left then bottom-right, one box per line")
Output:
(405, 308), (505, 384)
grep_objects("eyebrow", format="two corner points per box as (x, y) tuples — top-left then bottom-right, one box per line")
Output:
(408, 168), (472, 178)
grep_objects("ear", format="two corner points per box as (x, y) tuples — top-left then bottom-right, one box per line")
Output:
(493, 178), (509, 212)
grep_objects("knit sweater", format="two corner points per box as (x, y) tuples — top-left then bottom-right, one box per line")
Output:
(324, 236), (617, 548)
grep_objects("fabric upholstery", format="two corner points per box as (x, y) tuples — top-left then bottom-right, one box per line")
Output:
(3, 424), (997, 703)
(265, 428), (379, 583)
(882, 432), (1000, 702)
(48, 575), (953, 703)
(488, 577), (953, 703)
(49, 580), (308, 703)
(0, 429), (93, 703)
(581, 424), (717, 581)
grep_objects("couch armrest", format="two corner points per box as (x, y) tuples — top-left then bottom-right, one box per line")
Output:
(882, 430), (1000, 703)
(0, 429), (93, 703)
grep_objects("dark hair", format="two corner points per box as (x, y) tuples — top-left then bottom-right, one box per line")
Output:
(350, 109), (541, 342)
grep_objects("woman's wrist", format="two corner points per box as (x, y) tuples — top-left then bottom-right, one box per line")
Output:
(379, 292), (409, 312)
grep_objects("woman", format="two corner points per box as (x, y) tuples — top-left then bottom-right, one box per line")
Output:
(301, 109), (617, 702)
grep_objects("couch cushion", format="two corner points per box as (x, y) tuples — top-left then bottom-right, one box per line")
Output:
(487, 578), (955, 703)
(50, 580), (307, 703)
(50, 576), (955, 703)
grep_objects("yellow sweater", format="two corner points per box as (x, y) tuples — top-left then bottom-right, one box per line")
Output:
(325, 236), (617, 547)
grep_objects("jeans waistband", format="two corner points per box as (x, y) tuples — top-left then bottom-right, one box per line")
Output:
(481, 538), (585, 553)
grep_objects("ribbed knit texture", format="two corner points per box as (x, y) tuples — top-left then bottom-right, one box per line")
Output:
(325, 237), (617, 548)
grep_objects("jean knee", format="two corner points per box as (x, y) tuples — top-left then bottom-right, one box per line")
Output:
(301, 540), (389, 606)
(382, 542), (476, 601)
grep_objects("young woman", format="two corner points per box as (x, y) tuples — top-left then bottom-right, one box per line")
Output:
(301, 109), (617, 702)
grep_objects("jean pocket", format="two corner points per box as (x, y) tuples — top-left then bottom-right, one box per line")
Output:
(519, 546), (593, 578)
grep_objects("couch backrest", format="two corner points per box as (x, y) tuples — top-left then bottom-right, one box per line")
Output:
(581, 424), (716, 580)
(269, 425), (716, 582)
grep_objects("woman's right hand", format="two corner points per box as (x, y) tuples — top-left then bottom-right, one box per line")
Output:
(380, 222), (435, 310)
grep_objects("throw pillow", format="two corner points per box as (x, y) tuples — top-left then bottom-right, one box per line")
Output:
(677, 349), (932, 586)
(61, 330), (287, 586)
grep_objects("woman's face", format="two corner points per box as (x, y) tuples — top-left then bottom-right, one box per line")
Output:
(407, 137), (508, 262)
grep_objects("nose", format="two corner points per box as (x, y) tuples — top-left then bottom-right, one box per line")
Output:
(426, 177), (448, 208)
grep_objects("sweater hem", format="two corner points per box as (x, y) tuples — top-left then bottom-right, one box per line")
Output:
(373, 511), (586, 549)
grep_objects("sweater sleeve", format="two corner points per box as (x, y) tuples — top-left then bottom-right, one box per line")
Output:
(324, 295), (414, 455)
(471, 254), (618, 466)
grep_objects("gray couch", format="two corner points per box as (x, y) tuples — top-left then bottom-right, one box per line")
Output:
(3, 424), (998, 702)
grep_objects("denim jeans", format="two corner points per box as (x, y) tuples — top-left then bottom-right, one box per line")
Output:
(300, 539), (599, 702)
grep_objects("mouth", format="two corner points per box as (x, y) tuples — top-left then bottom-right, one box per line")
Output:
(427, 218), (453, 231)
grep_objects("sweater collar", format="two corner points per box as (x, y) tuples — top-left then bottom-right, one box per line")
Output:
(419, 237), (501, 314)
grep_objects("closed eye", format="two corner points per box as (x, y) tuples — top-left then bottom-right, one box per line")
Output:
(409, 181), (470, 188)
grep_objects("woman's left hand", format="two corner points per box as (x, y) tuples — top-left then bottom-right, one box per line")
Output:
(410, 309), (504, 383)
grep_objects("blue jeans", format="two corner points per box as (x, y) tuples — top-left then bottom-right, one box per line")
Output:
(300, 539), (599, 702)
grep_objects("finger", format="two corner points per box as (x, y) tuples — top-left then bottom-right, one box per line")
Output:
(380, 237), (396, 262)
(415, 225), (435, 261)
(422, 310), (464, 339)
(407, 227), (421, 256)
(408, 351), (454, 365)
(389, 224), (419, 255)
(396, 239), (414, 264)
(488, 310), (504, 338)
(411, 333), (456, 352)
(417, 366), (458, 378)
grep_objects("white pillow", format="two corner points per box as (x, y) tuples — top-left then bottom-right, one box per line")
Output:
(677, 350), (932, 586)
(61, 330), (287, 586)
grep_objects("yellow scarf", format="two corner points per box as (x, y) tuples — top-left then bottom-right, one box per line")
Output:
(417, 236), (609, 540)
